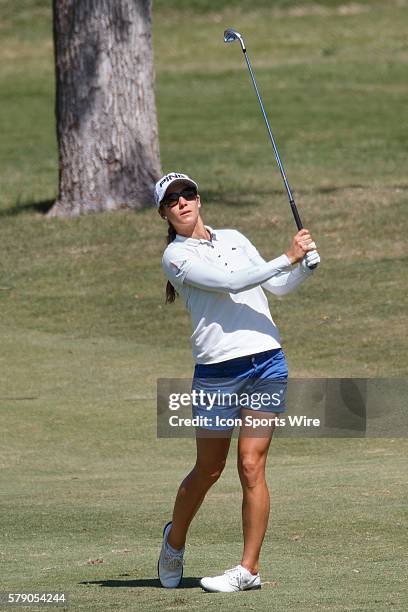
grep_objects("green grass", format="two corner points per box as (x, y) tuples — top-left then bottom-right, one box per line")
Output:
(0, 1), (407, 610)
(154, 0), (400, 14)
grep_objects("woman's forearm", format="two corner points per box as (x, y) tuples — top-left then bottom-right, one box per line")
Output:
(183, 254), (292, 294)
(261, 263), (313, 295)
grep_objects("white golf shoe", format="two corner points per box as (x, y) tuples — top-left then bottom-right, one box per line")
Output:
(157, 521), (184, 588)
(200, 564), (261, 592)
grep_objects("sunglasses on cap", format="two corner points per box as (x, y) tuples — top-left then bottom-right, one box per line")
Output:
(161, 188), (198, 207)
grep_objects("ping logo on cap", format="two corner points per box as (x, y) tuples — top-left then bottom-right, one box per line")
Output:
(159, 173), (187, 188)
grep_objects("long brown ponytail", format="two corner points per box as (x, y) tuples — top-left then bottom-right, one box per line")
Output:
(165, 221), (177, 304)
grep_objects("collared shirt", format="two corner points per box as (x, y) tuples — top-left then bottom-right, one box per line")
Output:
(162, 226), (312, 364)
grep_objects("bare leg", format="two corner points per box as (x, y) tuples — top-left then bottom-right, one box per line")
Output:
(237, 410), (277, 574)
(167, 431), (233, 550)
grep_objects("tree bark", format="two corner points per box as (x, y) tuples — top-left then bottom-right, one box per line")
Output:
(50, 0), (161, 217)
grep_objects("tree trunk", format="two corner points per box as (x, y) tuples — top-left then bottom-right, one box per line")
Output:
(50, 0), (161, 217)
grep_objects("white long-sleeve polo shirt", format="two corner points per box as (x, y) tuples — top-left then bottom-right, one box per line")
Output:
(162, 226), (313, 364)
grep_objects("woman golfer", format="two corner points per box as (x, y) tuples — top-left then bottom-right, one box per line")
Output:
(155, 172), (320, 592)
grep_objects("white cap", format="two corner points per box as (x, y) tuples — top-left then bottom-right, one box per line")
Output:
(154, 172), (198, 207)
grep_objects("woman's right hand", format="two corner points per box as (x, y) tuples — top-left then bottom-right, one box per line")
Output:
(286, 229), (317, 265)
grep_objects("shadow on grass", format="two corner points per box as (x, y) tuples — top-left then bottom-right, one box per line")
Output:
(205, 182), (408, 201)
(201, 183), (371, 205)
(0, 199), (55, 217)
(80, 577), (201, 589)
(315, 183), (364, 194)
(201, 187), (285, 207)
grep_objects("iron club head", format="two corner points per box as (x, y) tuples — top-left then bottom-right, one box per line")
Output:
(223, 28), (246, 52)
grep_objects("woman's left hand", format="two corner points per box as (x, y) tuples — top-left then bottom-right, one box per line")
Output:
(302, 249), (321, 270)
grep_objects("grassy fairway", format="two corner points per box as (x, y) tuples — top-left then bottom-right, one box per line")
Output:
(0, 1), (407, 610)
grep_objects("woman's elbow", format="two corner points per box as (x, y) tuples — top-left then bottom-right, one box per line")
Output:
(226, 280), (249, 294)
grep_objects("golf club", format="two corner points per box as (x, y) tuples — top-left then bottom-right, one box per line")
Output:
(223, 28), (319, 269)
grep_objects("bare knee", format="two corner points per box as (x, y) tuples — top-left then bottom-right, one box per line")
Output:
(238, 455), (266, 489)
(194, 457), (226, 484)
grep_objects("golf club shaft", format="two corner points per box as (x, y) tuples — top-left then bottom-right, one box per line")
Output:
(241, 48), (304, 231)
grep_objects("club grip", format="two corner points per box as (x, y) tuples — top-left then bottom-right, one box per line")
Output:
(290, 199), (303, 231)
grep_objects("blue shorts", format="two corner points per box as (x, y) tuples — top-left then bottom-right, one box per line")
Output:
(192, 348), (288, 431)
